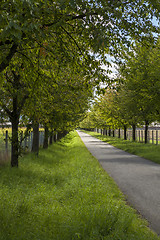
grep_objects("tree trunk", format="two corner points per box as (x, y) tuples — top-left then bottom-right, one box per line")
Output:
(11, 92), (20, 167)
(113, 130), (115, 137)
(11, 114), (19, 167)
(49, 130), (53, 145)
(132, 124), (136, 141)
(32, 122), (39, 155)
(53, 132), (57, 142)
(43, 126), (49, 149)
(4, 70), (28, 167)
(124, 125), (127, 140)
(109, 127), (111, 136)
(57, 132), (62, 141)
(118, 128), (121, 138)
(145, 120), (149, 144)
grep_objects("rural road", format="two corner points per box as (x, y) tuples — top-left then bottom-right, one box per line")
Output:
(77, 130), (160, 235)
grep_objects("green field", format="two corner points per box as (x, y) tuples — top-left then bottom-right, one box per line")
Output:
(0, 131), (159, 240)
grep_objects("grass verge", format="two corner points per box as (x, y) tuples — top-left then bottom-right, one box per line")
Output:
(83, 131), (160, 165)
(0, 131), (159, 240)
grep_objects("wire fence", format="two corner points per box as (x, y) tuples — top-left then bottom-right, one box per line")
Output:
(0, 130), (45, 163)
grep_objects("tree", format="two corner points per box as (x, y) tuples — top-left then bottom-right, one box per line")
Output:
(21, 59), (95, 152)
(0, 46), (49, 166)
(0, 1), (159, 166)
(148, 38), (160, 122)
(0, 60), (33, 166)
(0, 0), (159, 73)
(115, 41), (160, 143)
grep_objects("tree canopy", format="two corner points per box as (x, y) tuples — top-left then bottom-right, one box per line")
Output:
(0, 0), (159, 73)
(80, 38), (160, 143)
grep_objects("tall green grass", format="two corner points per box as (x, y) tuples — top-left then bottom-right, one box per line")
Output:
(84, 131), (160, 164)
(0, 131), (159, 240)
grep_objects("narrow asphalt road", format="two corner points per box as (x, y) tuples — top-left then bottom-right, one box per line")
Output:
(77, 131), (160, 235)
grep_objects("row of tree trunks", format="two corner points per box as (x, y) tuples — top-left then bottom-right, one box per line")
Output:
(99, 123), (149, 144)
(11, 121), (68, 167)
(32, 125), (68, 153)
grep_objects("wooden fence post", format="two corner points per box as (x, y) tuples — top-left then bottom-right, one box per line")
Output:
(152, 130), (154, 144)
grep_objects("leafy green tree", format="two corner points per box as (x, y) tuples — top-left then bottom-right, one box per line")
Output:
(0, 58), (36, 166)
(0, 0), (159, 73)
(0, 1), (159, 166)
(21, 59), (95, 152)
(91, 90), (130, 139)
(115, 41), (160, 143)
(148, 38), (160, 122)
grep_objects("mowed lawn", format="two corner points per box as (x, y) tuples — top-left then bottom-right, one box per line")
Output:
(0, 131), (159, 240)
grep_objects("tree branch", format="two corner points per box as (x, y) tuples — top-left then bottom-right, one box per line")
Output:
(16, 50), (34, 67)
(0, 40), (14, 47)
(0, 43), (18, 73)
(43, 11), (98, 28)
(18, 94), (29, 116)
(60, 26), (83, 54)
(1, 104), (12, 119)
